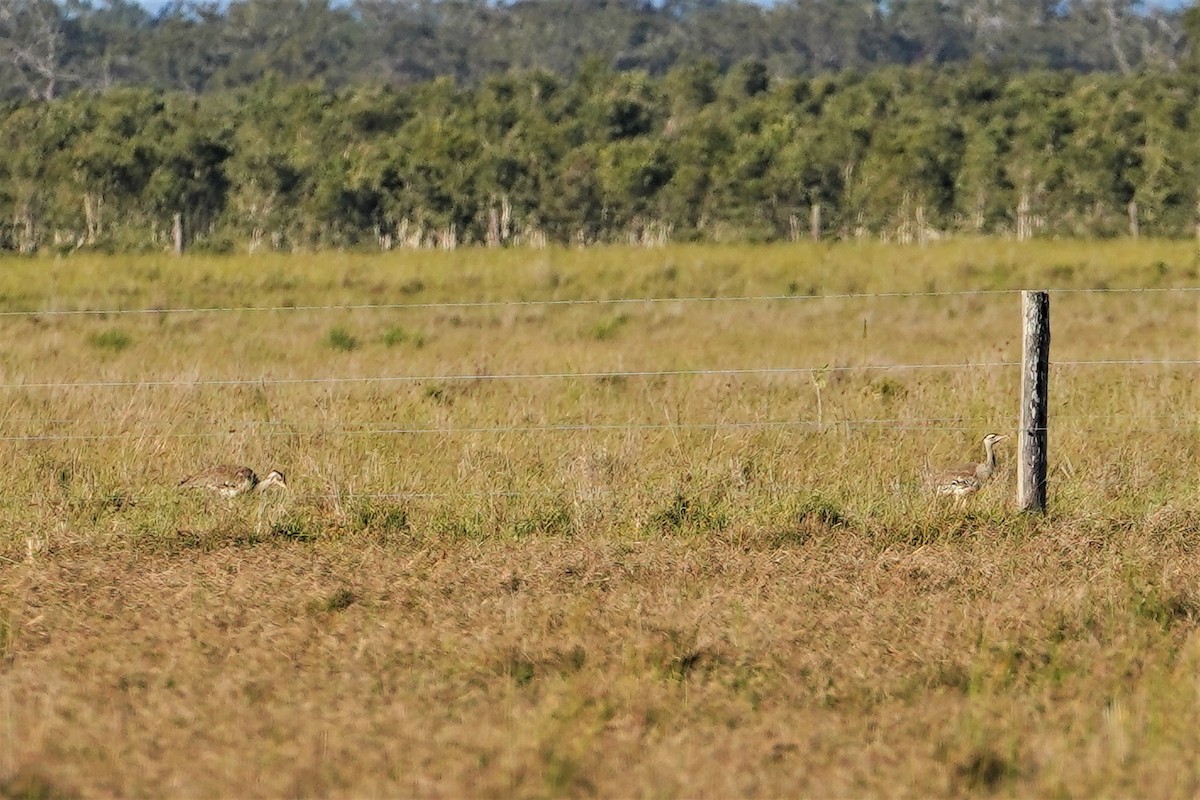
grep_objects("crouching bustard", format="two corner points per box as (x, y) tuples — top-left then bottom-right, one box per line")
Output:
(931, 433), (1008, 505)
(179, 464), (288, 498)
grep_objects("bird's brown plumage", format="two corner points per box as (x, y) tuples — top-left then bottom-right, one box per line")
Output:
(932, 434), (1008, 504)
(179, 464), (288, 498)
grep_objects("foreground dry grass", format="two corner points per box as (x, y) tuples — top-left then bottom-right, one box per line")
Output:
(5, 522), (1200, 798)
(0, 240), (1198, 797)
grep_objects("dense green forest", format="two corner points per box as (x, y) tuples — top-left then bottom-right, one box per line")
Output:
(1, 1), (1200, 251)
(1, 0), (1196, 98)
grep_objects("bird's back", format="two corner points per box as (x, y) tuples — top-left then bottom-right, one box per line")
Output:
(179, 464), (258, 497)
(931, 462), (984, 496)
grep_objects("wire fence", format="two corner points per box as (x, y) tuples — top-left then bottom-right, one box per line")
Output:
(0, 285), (1195, 445)
(0, 422), (1196, 444)
(0, 359), (1196, 392)
(0, 284), (1196, 319)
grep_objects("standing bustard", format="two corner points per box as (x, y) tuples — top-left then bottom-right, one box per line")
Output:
(179, 465), (288, 498)
(932, 433), (1009, 504)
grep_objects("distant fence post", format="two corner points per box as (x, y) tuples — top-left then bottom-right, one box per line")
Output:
(172, 212), (184, 256)
(1018, 291), (1050, 513)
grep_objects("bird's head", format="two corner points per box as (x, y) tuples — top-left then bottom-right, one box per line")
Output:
(983, 433), (1009, 446)
(259, 470), (288, 491)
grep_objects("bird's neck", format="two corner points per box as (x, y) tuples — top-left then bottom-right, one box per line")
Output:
(981, 441), (998, 474)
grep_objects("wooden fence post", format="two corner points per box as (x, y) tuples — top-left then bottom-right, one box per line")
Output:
(172, 212), (184, 256)
(1018, 291), (1050, 512)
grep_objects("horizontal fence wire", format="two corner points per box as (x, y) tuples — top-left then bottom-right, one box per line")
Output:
(0, 421), (1195, 444)
(2, 412), (1190, 431)
(0, 361), (1018, 390)
(0, 285), (1195, 319)
(0, 358), (1195, 392)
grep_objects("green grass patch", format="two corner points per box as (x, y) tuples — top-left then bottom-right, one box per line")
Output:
(87, 329), (132, 352)
(326, 326), (359, 351)
(381, 326), (426, 347)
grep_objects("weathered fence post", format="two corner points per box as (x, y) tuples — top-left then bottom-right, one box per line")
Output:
(172, 212), (184, 256)
(1018, 290), (1050, 512)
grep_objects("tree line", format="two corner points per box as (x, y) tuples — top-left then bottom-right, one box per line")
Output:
(1, 0), (1197, 101)
(3, 62), (1199, 253)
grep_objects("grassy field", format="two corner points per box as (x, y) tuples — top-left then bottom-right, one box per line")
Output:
(0, 240), (1198, 798)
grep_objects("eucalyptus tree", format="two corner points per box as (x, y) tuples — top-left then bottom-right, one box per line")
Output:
(0, 0), (77, 100)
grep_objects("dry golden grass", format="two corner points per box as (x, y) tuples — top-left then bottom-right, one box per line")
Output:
(0, 239), (1198, 798)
